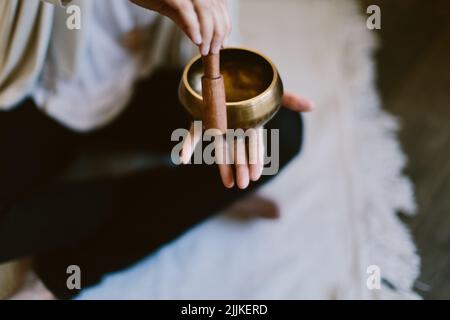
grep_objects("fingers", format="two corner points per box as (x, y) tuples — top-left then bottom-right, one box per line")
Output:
(219, 0), (232, 46)
(182, 127), (263, 189)
(180, 122), (202, 164)
(234, 136), (250, 189)
(210, 7), (225, 54)
(193, 0), (231, 55)
(132, 0), (230, 54)
(282, 92), (315, 112)
(214, 136), (234, 188)
(248, 128), (264, 182)
(134, 0), (202, 45)
(210, 1), (228, 54)
(193, 0), (214, 55)
(174, 1), (202, 45)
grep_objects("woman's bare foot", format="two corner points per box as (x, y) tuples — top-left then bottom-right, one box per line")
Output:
(9, 270), (55, 300)
(0, 259), (30, 299)
(0, 259), (55, 300)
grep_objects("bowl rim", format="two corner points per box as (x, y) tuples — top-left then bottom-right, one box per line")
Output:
(182, 47), (279, 108)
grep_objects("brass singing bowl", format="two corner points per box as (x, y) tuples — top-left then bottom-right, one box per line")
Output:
(179, 47), (283, 129)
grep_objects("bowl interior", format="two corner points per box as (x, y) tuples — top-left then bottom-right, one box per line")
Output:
(186, 48), (274, 103)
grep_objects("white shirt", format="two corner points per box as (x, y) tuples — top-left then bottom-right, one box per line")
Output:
(0, 0), (198, 131)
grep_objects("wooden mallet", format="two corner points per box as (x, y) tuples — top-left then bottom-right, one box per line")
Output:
(201, 53), (227, 134)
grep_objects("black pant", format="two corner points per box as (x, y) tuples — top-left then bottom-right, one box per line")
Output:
(0, 69), (303, 299)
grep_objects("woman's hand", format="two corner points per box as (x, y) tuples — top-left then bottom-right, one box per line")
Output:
(130, 0), (231, 55)
(180, 92), (314, 189)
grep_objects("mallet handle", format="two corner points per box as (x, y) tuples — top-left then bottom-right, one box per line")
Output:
(202, 53), (227, 134)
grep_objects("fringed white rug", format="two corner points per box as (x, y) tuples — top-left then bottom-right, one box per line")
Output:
(77, 0), (420, 300)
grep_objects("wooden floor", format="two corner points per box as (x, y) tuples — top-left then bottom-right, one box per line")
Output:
(360, 0), (450, 299)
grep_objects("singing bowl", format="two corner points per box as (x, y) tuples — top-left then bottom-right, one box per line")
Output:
(179, 47), (283, 129)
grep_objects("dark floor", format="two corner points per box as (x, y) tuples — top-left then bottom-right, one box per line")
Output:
(360, 0), (450, 299)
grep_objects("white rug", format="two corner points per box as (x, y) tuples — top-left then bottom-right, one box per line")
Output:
(77, 0), (420, 300)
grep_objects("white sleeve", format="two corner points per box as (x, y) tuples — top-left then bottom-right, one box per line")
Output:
(41, 0), (72, 6)
(0, 0), (54, 109)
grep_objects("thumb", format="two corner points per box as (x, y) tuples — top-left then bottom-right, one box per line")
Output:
(282, 92), (315, 112)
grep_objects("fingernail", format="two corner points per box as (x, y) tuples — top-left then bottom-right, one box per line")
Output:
(238, 178), (250, 190)
(201, 44), (210, 56)
(307, 100), (316, 110)
(297, 97), (315, 111)
(250, 173), (260, 182)
(194, 34), (202, 45)
(211, 44), (220, 55)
